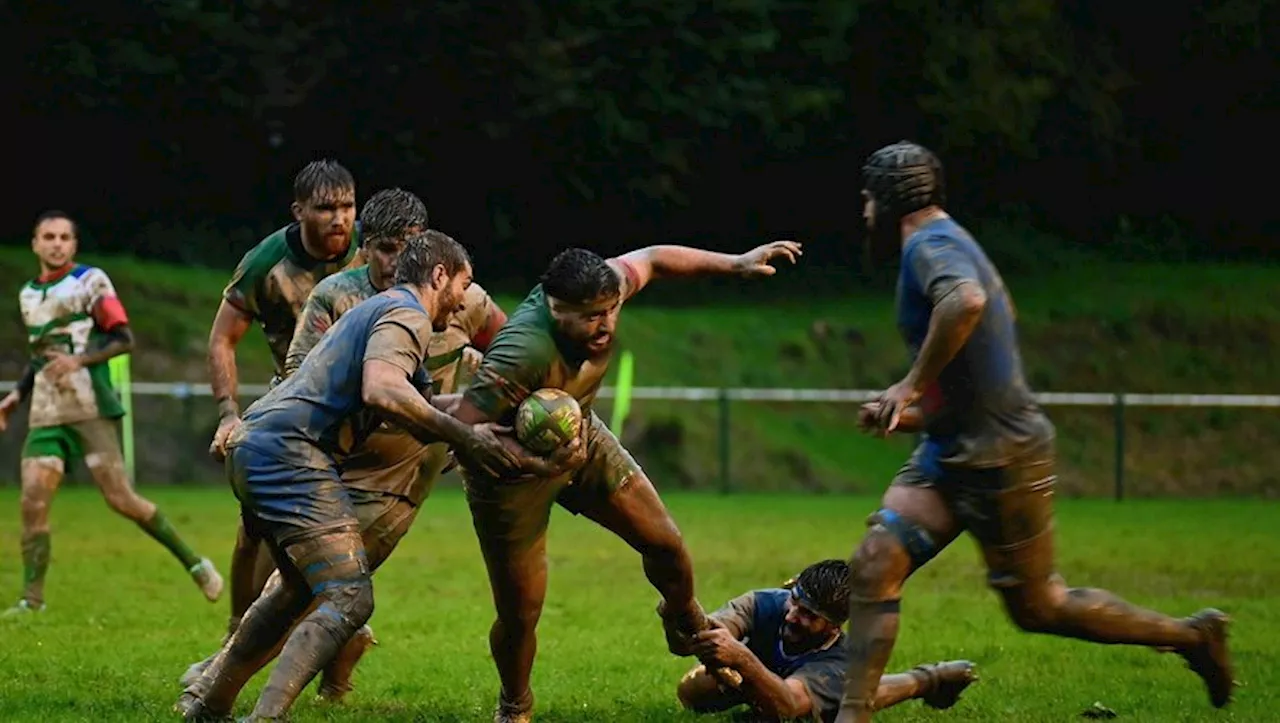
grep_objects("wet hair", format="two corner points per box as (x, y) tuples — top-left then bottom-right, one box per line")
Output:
(395, 229), (471, 286)
(33, 210), (77, 237)
(786, 559), (851, 624)
(359, 188), (428, 245)
(862, 140), (946, 221)
(293, 158), (355, 204)
(539, 248), (621, 304)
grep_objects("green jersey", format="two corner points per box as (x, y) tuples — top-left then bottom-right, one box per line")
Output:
(19, 264), (128, 427)
(222, 222), (360, 380)
(464, 258), (640, 423)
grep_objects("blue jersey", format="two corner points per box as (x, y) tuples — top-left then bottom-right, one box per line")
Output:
(230, 286), (434, 470)
(896, 217), (1053, 468)
(711, 588), (847, 721)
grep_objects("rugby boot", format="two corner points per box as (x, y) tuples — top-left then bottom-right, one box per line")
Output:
(494, 688), (534, 723)
(317, 624), (378, 702)
(1, 599), (44, 618)
(1179, 608), (1234, 708)
(174, 691), (233, 722)
(911, 660), (978, 710)
(190, 558), (226, 603)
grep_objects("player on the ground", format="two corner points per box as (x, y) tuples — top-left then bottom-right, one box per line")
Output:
(205, 158), (362, 644)
(677, 559), (976, 722)
(176, 233), (566, 722)
(0, 210), (221, 616)
(180, 186), (430, 688)
(440, 240), (802, 722)
(834, 141), (1234, 722)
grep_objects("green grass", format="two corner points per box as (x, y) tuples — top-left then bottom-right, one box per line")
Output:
(0, 487), (1274, 721)
(2, 245), (1278, 495)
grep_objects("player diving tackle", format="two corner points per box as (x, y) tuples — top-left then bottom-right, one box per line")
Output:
(176, 233), (571, 721)
(677, 559), (976, 722)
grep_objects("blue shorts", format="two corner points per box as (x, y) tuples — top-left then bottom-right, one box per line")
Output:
(227, 443), (359, 547)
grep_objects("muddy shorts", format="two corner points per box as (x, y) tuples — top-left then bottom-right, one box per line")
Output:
(227, 443), (358, 548)
(22, 419), (124, 467)
(891, 439), (1058, 588)
(348, 487), (422, 571)
(464, 411), (642, 555)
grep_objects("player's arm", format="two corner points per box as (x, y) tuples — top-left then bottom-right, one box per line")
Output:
(208, 301), (254, 421)
(42, 270), (135, 379)
(611, 240), (802, 297)
(283, 286), (337, 380)
(0, 363), (35, 431)
(706, 592), (757, 640)
(688, 628), (812, 719)
(859, 402), (924, 435)
(901, 240), (987, 394)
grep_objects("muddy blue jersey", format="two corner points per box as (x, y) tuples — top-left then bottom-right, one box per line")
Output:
(230, 286), (433, 470)
(896, 218), (1053, 469)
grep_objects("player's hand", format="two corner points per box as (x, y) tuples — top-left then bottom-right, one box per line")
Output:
(0, 391), (19, 432)
(732, 240), (803, 278)
(458, 423), (528, 478)
(42, 350), (84, 380)
(209, 415), (242, 462)
(857, 401), (881, 434)
(508, 434), (587, 482)
(689, 627), (751, 669)
(876, 378), (922, 434)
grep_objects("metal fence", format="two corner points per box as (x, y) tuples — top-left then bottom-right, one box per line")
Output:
(5, 380), (1276, 499)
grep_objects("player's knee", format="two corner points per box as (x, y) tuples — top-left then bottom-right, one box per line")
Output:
(849, 515), (929, 601)
(676, 665), (716, 711)
(1000, 576), (1070, 633)
(319, 578), (376, 631)
(495, 598), (543, 635)
(103, 487), (148, 520)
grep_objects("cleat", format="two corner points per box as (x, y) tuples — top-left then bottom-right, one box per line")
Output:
(174, 691), (233, 722)
(1, 599), (44, 618)
(318, 624), (378, 702)
(1180, 608), (1234, 708)
(190, 558), (225, 603)
(913, 660), (978, 710)
(494, 689), (534, 723)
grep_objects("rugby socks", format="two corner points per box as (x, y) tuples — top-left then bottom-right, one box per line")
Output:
(840, 598), (902, 722)
(137, 509), (202, 570)
(20, 532), (51, 606)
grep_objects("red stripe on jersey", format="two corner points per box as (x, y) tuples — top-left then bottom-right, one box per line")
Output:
(93, 296), (130, 330)
(470, 306), (508, 352)
(612, 258), (642, 300)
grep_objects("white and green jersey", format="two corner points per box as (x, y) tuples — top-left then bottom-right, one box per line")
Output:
(19, 264), (127, 428)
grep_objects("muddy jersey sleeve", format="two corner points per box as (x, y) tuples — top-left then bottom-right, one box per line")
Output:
(455, 284), (499, 342)
(463, 323), (556, 424)
(364, 306), (433, 378)
(708, 591), (758, 639)
(284, 281), (340, 378)
(905, 234), (982, 305)
(787, 643), (848, 721)
(82, 267), (129, 330)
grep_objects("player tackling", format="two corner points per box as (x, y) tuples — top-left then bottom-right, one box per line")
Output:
(205, 159), (362, 648)
(0, 211), (221, 616)
(177, 233), (563, 721)
(834, 141), (1234, 722)
(441, 240), (802, 722)
(678, 559), (976, 722)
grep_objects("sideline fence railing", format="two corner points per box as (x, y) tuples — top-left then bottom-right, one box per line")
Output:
(4, 380), (1277, 499)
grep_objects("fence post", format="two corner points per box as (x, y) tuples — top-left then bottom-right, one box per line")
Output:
(1113, 392), (1125, 501)
(175, 383), (195, 485)
(718, 388), (731, 494)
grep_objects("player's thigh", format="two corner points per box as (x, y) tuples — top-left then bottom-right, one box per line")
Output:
(228, 445), (360, 548)
(868, 448), (964, 564)
(349, 488), (420, 572)
(462, 468), (557, 614)
(70, 418), (132, 490)
(946, 442), (1058, 591)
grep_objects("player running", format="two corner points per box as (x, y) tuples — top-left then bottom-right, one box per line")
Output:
(677, 559), (976, 722)
(0, 211), (221, 616)
(834, 141), (1234, 722)
(181, 186), (431, 688)
(176, 233), (565, 722)
(440, 240), (802, 722)
(205, 159), (362, 647)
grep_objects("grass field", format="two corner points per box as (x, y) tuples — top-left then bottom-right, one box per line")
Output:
(0, 486), (1275, 722)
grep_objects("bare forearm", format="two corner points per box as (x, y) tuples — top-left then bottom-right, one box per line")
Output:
(13, 363), (35, 403)
(80, 325), (134, 367)
(208, 340), (240, 418)
(371, 384), (475, 449)
(733, 657), (807, 719)
(906, 283), (986, 391)
(639, 245), (740, 279)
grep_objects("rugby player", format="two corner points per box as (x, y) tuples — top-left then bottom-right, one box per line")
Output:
(180, 188), (436, 691)
(834, 141), (1234, 722)
(678, 559), (976, 722)
(177, 232), (564, 721)
(0, 211), (221, 616)
(440, 240), (802, 722)
(205, 159), (362, 643)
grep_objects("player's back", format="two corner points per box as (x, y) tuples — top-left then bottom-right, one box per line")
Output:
(897, 218), (1053, 467)
(233, 287), (425, 468)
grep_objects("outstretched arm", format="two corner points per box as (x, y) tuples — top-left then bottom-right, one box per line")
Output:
(613, 240), (802, 296)
(689, 628), (814, 719)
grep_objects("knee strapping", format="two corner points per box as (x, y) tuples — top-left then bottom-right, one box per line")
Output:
(868, 508), (938, 570)
(24, 456), (64, 474)
(314, 579), (375, 634)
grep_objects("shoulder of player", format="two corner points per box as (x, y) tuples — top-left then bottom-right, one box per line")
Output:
(232, 226), (294, 279)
